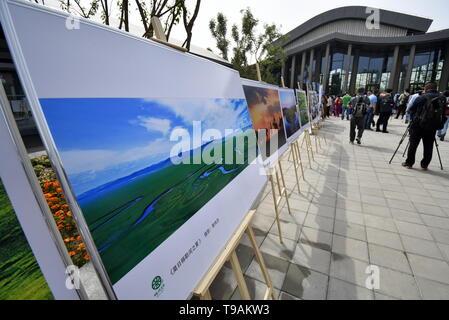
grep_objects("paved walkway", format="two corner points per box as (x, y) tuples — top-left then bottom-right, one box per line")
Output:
(210, 116), (449, 300)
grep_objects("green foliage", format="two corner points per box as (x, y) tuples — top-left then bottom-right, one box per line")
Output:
(209, 8), (288, 85)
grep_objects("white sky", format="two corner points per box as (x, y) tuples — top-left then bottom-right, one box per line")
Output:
(42, 0), (449, 58)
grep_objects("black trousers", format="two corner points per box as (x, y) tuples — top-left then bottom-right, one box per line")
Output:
(376, 112), (390, 132)
(350, 116), (365, 142)
(405, 126), (435, 168)
(396, 105), (407, 119)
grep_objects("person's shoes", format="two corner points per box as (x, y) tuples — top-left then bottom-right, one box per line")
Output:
(350, 140), (354, 144)
(440, 135), (445, 141)
(405, 120), (409, 124)
(356, 138), (361, 145)
(402, 162), (413, 169)
(382, 130), (389, 133)
(420, 167), (428, 171)
(376, 129), (381, 132)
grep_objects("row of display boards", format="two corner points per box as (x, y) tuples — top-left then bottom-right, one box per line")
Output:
(0, 0), (323, 300)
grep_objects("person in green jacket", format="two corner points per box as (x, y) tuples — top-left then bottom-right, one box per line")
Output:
(342, 93), (352, 120)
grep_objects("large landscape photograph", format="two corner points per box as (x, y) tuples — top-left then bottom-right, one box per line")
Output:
(242, 85), (287, 159)
(279, 89), (301, 139)
(39, 97), (257, 284)
(296, 90), (309, 126)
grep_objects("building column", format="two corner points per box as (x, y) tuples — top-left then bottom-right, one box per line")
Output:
(299, 51), (307, 88)
(349, 49), (360, 95)
(308, 48), (315, 83)
(281, 61), (286, 84)
(342, 44), (353, 93)
(403, 45), (416, 91)
(321, 43), (331, 93)
(314, 50), (322, 83)
(289, 55), (296, 89)
(439, 43), (449, 91)
(388, 45), (401, 91)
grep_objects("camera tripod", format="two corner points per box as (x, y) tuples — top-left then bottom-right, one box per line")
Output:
(389, 125), (444, 170)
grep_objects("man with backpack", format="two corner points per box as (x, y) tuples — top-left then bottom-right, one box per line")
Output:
(396, 88), (410, 120)
(349, 88), (370, 144)
(402, 82), (447, 170)
(376, 89), (395, 133)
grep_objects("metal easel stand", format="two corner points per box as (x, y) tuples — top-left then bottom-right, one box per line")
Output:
(193, 210), (276, 300)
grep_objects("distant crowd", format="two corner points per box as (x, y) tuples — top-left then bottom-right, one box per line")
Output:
(321, 83), (449, 170)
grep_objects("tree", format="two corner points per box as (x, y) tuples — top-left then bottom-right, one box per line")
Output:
(209, 12), (229, 60)
(59, 0), (99, 19)
(181, 0), (201, 51)
(209, 8), (287, 85)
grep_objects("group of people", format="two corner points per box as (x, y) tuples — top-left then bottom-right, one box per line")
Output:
(322, 82), (449, 170)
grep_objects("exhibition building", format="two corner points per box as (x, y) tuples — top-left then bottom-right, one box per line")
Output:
(280, 6), (449, 95)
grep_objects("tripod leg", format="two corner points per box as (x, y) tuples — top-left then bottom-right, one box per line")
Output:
(402, 141), (410, 158)
(389, 127), (409, 164)
(435, 138), (444, 170)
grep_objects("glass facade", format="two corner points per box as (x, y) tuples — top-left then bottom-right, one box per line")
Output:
(355, 54), (393, 93)
(409, 48), (445, 92)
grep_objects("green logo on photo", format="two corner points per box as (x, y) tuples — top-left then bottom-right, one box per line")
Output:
(152, 276), (162, 290)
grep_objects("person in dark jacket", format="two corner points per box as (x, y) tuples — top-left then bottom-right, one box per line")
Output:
(376, 89), (394, 133)
(349, 88), (370, 144)
(402, 82), (443, 170)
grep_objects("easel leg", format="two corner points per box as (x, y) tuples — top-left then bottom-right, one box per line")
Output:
(229, 251), (251, 300)
(246, 226), (276, 300)
(201, 290), (212, 300)
(295, 141), (305, 178)
(290, 142), (301, 195)
(269, 173), (283, 244)
(277, 161), (292, 215)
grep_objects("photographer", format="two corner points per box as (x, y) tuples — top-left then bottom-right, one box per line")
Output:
(402, 83), (447, 170)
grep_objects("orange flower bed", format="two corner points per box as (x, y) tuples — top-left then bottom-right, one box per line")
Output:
(33, 155), (89, 267)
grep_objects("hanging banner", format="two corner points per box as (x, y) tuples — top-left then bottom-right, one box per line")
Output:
(0, 0), (267, 299)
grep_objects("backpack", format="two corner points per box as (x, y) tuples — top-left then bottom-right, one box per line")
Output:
(400, 94), (410, 105)
(353, 96), (367, 118)
(418, 95), (447, 131)
(379, 95), (393, 113)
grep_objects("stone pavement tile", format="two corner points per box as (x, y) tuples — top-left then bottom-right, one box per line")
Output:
(403, 186), (431, 197)
(429, 227), (449, 245)
(278, 291), (301, 300)
(437, 243), (449, 262)
(333, 220), (366, 241)
(259, 234), (296, 262)
(252, 214), (275, 233)
(327, 277), (374, 300)
(209, 266), (237, 300)
(230, 276), (280, 300)
(336, 199), (363, 212)
(279, 206), (307, 224)
(287, 196), (311, 212)
(366, 227), (403, 251)
(407, 253), (449, 285)
(390, 208), (423, 225)
(395, 220), (433, 240)
(364, 215), (397, 233)
(335, 208), (364, 226)
(413, 203), (446, 218)
(374, 292), (398, 300)
(299, 226), (332, 252)
(329, 254), (369, 288)
(268, 219), (302, 242)
(374, 267), (421, 300)
(422, 183), (445, 192)
(293, 242), (331, 274)
(410, 195), (439, 206)
(386, 199), (415, 211)
(415, 277), (449, 300)
(401, 235), (444, 260)
(281, 263), (328, 300)
(245, 252), (289, 291)
(224, 244), (255, 273)
(332, 234), (369, 262)
(421, 214), (449, 230)
(360, 187), (384, 197)
(307, 203), (335, 219)
(430, 190), (449, 200)
(362, 204), (391, 218)
(303, 214), (334, 233)
(368, 243), (412, 274)
(361, 194), (387, 207)
(383, 190), (409, 201)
